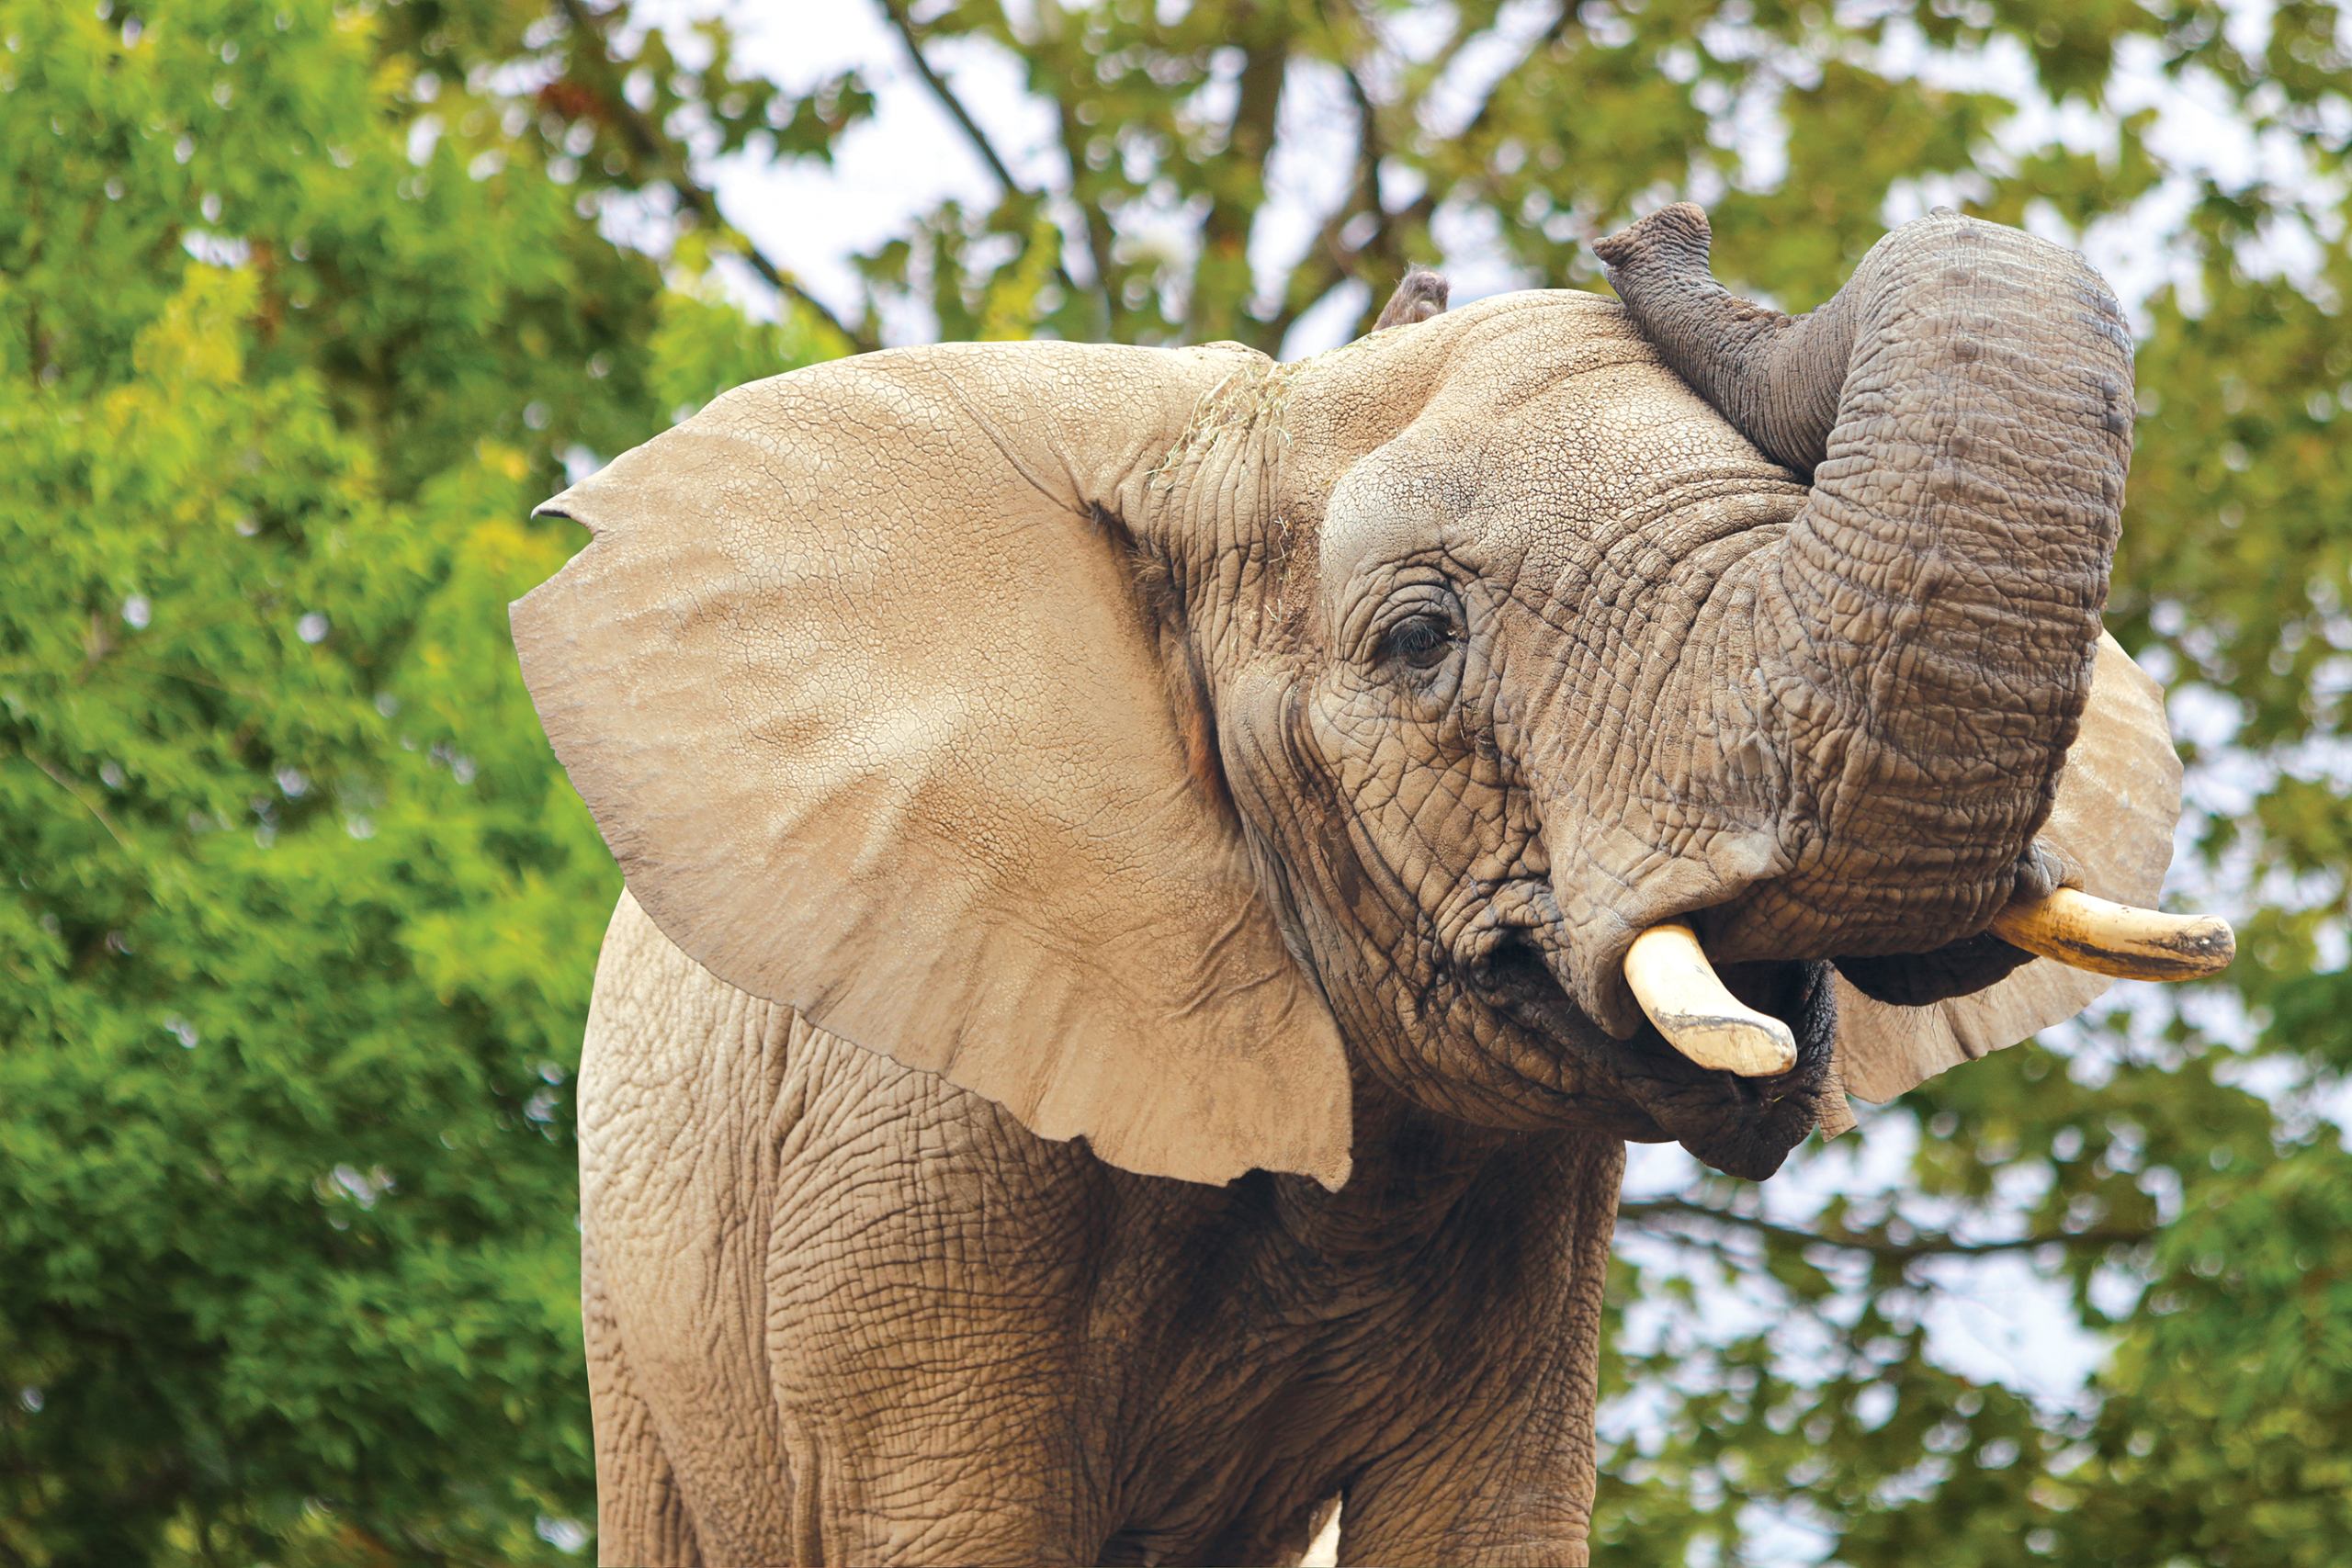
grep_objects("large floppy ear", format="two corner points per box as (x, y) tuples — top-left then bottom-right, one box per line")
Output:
(1826, 632), (2181, 1118)
(512, 342), (1352, 1189)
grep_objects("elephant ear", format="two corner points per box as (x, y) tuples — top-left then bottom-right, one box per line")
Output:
(511, 342), (1352, 1190)
(1826, 633), (2180, 1122)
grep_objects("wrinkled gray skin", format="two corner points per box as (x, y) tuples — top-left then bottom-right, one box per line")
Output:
(557, 208), (2132, 1565)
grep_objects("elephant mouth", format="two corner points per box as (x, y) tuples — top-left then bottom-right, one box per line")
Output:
(1469, 935), (1834, 1179)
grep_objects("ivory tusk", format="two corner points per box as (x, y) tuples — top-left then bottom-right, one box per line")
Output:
(1989, 887), (2235, 982)
(1623, 922), (1798, 1077)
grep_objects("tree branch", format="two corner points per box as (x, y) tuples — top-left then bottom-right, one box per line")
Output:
(1340, 62), (1404, 334)
(551, 0), (878, 353)
(1617, 1197), (2155, 1264)
(876, 0), (1026, 198)
(1267, 0), (1555, 347)
(1266, 57), (1395, 345)
(1363, 1), (1573, 276)
(872, 0), (1088, 326)
(17, 750), (131, 853)
(1044, 94), (1117, 337)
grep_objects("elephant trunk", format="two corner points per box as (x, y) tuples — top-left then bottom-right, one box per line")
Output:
(1596, 205), (2133, 961)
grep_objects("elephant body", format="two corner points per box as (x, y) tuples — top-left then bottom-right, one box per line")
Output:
(584, 895), (1617, 1565)
(516, 209), (2192, 1565)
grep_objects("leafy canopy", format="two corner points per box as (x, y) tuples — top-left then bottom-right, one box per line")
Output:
(0, 0), (826, 1561)
(6, 0), (2348, 1563)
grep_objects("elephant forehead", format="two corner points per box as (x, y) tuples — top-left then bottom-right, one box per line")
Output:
(1316, 338), (1781, 596)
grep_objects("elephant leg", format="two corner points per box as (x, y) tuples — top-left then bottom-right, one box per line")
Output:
(753, 1023), (1124, 1564)
(583, 923), (1105, 1563)
(582, 1235), (704, 1567)
(1330, 1135), (1622, 1568)
(579, 915), (814, 1562)
(1335, 1421), (1596, 1568)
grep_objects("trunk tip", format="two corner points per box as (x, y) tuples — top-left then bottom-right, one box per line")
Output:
(1593, 201), (1713, 277)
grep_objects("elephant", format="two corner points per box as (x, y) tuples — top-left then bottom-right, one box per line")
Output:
(511, 203), (2232, 1566)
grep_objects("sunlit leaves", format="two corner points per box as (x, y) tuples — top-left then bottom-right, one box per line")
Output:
(0, 1), (831, 1562)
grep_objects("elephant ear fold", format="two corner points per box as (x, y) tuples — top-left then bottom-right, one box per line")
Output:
(1828, 633), (2181, 1115)
(511, 344), (1352, 1190)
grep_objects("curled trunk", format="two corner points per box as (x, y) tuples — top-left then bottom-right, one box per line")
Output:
(1597, 205), (2133, 962)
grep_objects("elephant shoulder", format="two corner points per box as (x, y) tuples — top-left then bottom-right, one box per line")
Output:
(585, 889), (773, 1066)
(580, 893), (1087, 1190)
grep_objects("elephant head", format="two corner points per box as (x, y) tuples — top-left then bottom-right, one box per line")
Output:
(512, 206), (2227, 1190)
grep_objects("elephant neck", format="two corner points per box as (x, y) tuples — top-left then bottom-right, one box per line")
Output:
(1256, 1061), (1620, 1269)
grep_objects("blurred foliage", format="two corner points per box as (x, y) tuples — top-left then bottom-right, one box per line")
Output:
(6, 0), (2349, 1562)
(0, 0), (826, 1561)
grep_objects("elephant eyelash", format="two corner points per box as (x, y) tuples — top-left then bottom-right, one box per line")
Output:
(1378, 613), (1458, 670)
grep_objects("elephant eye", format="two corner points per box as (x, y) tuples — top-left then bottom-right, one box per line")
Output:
(1381, 613), (1455, 670)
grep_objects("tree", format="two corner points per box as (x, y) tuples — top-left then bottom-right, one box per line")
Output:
(0, 1), (827, 1561)
(6, 0), (2347, 1562)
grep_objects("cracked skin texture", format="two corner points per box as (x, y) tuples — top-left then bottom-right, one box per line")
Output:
(514, 218), (2182, 1566)
(582, 892), (1617, 1566)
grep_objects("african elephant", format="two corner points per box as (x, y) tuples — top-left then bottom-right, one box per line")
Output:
(511, 204), (2231, 1566)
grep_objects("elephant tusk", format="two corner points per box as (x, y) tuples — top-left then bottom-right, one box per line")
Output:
(1623, 922), (1799, 1077)
(1988, 888), (2235, 982)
